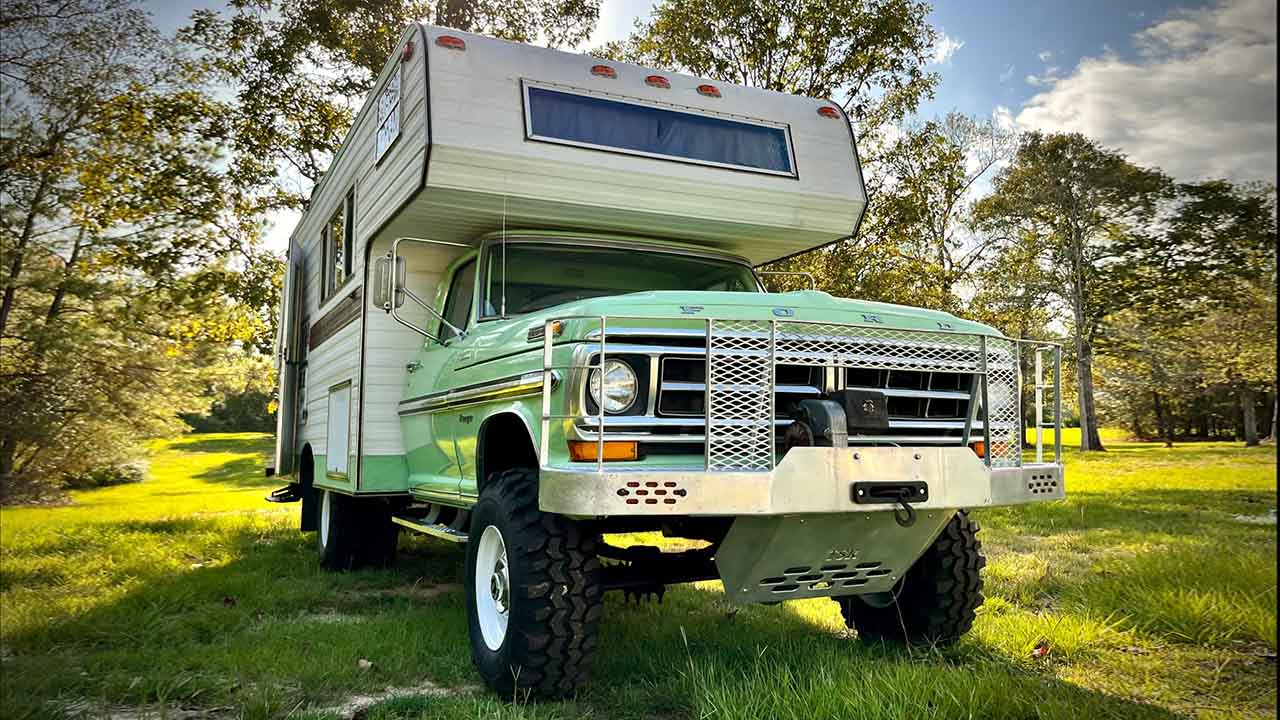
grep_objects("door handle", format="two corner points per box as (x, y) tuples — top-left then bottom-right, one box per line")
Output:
(406, 361), (421, 373)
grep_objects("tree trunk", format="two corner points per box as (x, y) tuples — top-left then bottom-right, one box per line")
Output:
(0, 176), (50, 339)
(1241, 387), (1259, 446)
(1075, 342), (1105, 451)
(1152, 391), (1174, 448)
(1267, 391), (1278, 442)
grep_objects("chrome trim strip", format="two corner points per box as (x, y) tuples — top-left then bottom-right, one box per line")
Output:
(573, 416), (984, 430)
(398, 370), (560, 416)
(661, 381), (822, 395)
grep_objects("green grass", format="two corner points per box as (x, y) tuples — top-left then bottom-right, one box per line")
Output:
(1, 434), (1275, 719)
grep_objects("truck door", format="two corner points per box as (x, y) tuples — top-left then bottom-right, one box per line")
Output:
(402, 258), (476, 498)
(273, 251), (304, 475)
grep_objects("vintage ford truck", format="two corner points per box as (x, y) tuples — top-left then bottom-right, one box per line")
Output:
(268, 24), (1065, 698)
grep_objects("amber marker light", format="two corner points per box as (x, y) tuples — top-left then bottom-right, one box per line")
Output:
(568, 441), (639, 462)
(969, 441), (986, 458)
(435, 35), (466, 51)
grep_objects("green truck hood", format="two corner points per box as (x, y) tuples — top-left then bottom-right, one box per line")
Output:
(525, 290), (1001, 337)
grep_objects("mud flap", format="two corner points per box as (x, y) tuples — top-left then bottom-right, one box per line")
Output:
(714, 510), (954, 605)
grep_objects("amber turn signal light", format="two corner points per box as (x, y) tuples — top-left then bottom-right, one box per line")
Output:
(568, 440), (638, 462)
(969, 441), (986, 458)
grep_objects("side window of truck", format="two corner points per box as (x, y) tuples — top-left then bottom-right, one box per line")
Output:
(440, 260), (476, 342)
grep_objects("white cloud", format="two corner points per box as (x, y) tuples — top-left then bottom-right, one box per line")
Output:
(1024, 66), (1060, 87)
(993, 105), (1015, 132)
(1037, 50), (1053, 62)
(932, 31), (965, 65)
(1016, 0), (1276, 182)
(999, 63), (1015, 83)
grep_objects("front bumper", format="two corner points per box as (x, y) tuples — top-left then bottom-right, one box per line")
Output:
(538, 446), (1064, 518)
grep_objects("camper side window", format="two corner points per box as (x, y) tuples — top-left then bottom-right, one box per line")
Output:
(325, 191), (354, 298)
(440, 260), (476, 342)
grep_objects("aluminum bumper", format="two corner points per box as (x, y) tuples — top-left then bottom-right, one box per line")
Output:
(538, 446), (1063, 518)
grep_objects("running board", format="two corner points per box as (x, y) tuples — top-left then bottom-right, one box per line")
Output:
(391, 515), (469, 543)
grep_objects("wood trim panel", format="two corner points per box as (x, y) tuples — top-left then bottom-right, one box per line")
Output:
(309, 289), (362, 350)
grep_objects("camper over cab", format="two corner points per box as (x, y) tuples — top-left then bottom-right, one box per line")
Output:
(269, 24), (1066, 698)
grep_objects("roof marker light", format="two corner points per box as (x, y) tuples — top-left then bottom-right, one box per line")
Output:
(696, 84), (721, 98)
(401, 40), (414, 61)
(591, 64), (617, 79)
(645, 75), (670, 89)
(818, 106), (841, 119)
(435, 35), (466, 51)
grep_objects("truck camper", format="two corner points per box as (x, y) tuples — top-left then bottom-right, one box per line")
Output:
(269, 24), (1065, 697)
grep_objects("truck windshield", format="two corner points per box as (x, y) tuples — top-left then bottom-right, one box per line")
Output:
(483, 243), (759, 316)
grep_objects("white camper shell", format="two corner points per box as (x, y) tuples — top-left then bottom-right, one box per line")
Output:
(273, 24), (867, 491)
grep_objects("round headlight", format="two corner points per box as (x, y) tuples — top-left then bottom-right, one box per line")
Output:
(589, 359), (638, 413)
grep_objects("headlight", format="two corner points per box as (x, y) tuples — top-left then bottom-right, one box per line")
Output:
(589, 359), (638, 413)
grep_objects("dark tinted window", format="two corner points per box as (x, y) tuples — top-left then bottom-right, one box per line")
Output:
(483, 244), (759, 317)
(441, 260), (476, 341)
(526, 86), (794, 175)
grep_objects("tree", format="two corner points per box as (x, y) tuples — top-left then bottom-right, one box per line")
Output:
(973, 132), (1171, 452)
(182, 0), (601, 211)
(850, 112), (1016, 311)
(0, 0), (261, 499)
(601, 0), (936, 133)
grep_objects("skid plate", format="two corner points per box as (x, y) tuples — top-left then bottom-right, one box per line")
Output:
(715, 510), (954, 605)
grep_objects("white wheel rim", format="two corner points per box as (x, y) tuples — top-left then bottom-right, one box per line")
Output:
(320, 490), (331, 548)
(475, 525), (510, 651)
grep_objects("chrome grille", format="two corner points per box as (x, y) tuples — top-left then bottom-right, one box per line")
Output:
(552, 318), (1032, 471)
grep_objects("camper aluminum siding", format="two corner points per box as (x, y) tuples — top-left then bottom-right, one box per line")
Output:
(280, 23), (866, 496)
(375, 27), (867, 263)
(288, 24), (437, 494)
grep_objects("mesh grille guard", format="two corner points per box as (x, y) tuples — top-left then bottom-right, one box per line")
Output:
(540, 315), (1063, 472)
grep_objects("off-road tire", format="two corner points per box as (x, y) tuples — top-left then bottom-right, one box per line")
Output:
(838, 510), (985, 646)
(466, 468), (603, 699)
(316, 490), (399, 570)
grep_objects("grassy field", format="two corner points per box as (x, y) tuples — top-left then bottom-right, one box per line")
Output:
(1, 432), (1275, 719)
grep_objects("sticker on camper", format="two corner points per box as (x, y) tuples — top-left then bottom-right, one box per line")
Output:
(375, 65), (402, 162)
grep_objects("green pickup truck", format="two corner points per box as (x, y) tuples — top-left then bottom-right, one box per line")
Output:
(269, 25), (1065, 698)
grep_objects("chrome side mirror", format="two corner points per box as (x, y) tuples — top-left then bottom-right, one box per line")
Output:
(371, 254), (406, 311)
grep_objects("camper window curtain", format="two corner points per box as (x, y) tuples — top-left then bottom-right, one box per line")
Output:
(525, 86), (795, 176)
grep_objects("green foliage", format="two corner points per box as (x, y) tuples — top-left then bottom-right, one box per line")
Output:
(60, 460), (147, 490)
(600, 0), (937, 133)
(0, 1), (273, 501)
(181, 353), (279, 433)
(788, 112), (1016, 311)
(182, 0), (601, 210)
(973, 132), (1172, 451)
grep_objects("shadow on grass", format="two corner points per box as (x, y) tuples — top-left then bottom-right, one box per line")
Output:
(169, 434), (274, 455)
(4, 521), (1184, 720)
(193, 457), (279, 488)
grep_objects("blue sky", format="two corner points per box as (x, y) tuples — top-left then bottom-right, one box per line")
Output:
(147, 0), (1277, 249)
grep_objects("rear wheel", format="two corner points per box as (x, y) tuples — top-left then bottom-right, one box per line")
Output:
(465, 468), (603, 698)
(838, 510), (985, 646)
(316, 489), (399, 571)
